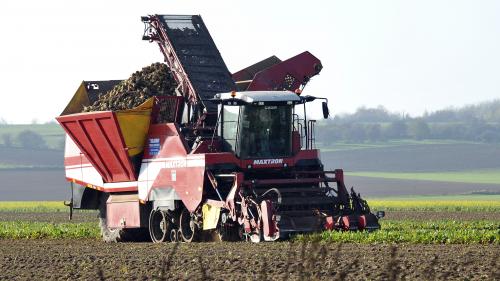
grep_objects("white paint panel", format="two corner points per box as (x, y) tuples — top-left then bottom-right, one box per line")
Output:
(64, 134), (81, 157)
(65, 167), (82, 181)
(81, 166), (104, 187)
(138, 162), (149, 200)
(186, 158), (205, 167)
(103, 181), (137, 188)
(138, 155), (206, 201)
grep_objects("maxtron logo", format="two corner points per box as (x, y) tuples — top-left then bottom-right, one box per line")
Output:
(252, 159), (283, 165)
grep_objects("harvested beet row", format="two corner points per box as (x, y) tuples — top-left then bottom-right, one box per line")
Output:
(83, 62), (177, 112)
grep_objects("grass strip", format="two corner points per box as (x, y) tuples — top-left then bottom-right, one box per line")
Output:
(295, 220), (500, 244)
(349, 170), (500, 185)
(0, 221), (99, 239)
(0, 201), (67, 212)
(368, 195), (500, 212)
(2, 197), (500, 213)
(318, 139), (479, 152)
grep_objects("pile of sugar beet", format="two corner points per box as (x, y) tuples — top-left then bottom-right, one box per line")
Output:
(83, 63), (177, 112)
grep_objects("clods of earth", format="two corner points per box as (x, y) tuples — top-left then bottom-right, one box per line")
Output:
(0, 239), (498, 280)
(1, 211), (499, 280)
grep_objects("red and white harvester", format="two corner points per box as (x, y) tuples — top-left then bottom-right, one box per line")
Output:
(57, 15), (381, 243)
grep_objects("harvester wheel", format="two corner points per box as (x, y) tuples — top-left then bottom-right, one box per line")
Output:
(98, 217), (127, 243)
(213, 226), (240, 242)
(149, 209), (171, 243)
(213, 213), (240, 242)
(98, 195), (127, 243)
(98, 194), (150, 242)
(179, 208), (198, 242)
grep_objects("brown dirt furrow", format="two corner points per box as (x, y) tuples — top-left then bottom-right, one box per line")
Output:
(2, 211), (498, 223)
(0, 239), (498, 281)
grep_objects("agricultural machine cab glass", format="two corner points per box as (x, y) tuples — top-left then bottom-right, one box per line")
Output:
(216, 91), (331, 157)
(220, 104), (293, 159)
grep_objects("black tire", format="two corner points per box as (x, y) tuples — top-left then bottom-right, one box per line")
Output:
(213, 213), (241, 242)
(98, 216), (127, 243)
(149, 209), (172, 243)
(179, 208), (198, 242)
(98, 195), (127, 243)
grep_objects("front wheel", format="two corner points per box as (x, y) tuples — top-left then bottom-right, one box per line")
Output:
(149, 208), (172, 243)
(98, 193), (149, 242)
(99, 216), (127, 243)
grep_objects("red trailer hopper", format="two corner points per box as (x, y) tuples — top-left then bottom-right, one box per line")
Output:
(57, 98), (153, 183)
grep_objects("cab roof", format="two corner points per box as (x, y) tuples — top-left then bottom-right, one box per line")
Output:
(216, 91), (301, 103)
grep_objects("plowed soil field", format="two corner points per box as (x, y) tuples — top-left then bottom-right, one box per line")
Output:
(0, 239), (498, 280)
(1, 211), (499, 280)
(2, 210), (498, 223)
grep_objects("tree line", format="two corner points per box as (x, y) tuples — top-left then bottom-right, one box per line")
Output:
(317, 100), (500, 144)
(0, 130), (49, 149)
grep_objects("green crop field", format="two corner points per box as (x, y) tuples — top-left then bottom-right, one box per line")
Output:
(0, 123), (64, 149)
(296, 220), (499, 244)
(0, 201), (67, 212)
(2, 196), (500, 213)
(0, 123), (63, 137)
(318, 139), (477, 152)
(367, 195), (500, 212)
(0, 198), (499, 243)
(349, 169), (500, 185)
(0, 221), (99, 239)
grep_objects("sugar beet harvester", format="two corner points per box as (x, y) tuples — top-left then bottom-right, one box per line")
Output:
(57, 15), (381, 243)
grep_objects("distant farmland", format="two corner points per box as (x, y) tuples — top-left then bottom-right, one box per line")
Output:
(349, 169), (500, 185)
(1, 124), (500, 200)
(321, 142), (500, 173)
(0, 123), (64, 149)
(322, 141), (500, 196)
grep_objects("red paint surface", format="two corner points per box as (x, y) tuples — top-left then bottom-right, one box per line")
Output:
(145, 123), (206, 212)
(57, 112), (136, 182)
(247, 51), (322, 91)
(324, 216), (335, 230)
(358, 215), (367, 230)
(66, 178), (138, 193)
(143, 124), (188, 159)
(106, 200), (141, 228)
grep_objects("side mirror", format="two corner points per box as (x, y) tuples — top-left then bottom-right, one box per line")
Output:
(322, 101), (330, 119)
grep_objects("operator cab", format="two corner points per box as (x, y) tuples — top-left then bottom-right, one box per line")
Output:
(214, 91), (328, 159)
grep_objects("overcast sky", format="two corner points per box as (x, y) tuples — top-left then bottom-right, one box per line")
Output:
(0, 0), (499, 123)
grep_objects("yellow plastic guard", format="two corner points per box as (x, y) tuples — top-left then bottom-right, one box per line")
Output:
(116, 98), (154, 157)
(60, 82), (90, 116)
(202, 203), (221, 230)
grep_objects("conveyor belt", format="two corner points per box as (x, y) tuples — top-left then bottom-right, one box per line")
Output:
(156, 15), (236, 114)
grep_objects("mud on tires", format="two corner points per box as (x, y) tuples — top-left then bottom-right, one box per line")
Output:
(98, 194), (150, 243)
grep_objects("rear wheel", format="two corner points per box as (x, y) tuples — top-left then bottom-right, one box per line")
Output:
(98, 194), (149, 242)
(98, 195), (127, 243)
(149, 209), (172, 243)
(179, 208), (199, 242)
